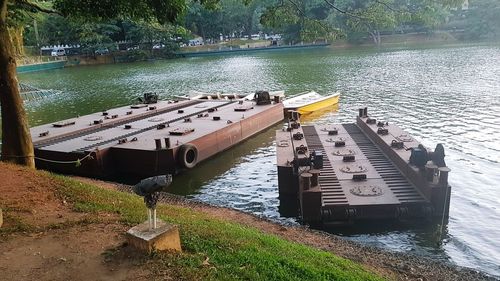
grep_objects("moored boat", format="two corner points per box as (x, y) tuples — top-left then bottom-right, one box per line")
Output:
(277, 107), (451, 226)
(30, 91), (284, 179)
(283, 91), (340, 115)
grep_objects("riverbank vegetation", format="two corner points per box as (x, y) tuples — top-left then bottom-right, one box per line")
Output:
(13, 0), (500, 59)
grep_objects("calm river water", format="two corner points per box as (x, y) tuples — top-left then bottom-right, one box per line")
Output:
(18, 44), (500, 277)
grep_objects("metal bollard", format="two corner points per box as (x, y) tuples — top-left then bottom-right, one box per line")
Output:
(425, 163), (437, 182)
(438, 167), (451, 187)
(164, 138), (171, 149)
(301, 172), (312, 190)
(155, 139), (162, 150)
(309, 169), (320, 187)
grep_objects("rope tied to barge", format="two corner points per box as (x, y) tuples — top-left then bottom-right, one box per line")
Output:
(0, 150), (97, 167)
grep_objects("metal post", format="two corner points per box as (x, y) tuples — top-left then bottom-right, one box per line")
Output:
(153, 208), (157, 229)
(148, 208), (152, 231)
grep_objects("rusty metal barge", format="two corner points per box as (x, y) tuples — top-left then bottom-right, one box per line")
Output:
(277, 108), (451, 226)
(31, 92), (283, 178)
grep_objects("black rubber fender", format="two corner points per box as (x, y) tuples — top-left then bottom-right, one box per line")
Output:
(177, 143), (198, 169)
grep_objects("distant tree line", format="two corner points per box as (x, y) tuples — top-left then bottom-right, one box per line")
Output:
(21, 16), (189, 56)
(12, 0), (500, 54)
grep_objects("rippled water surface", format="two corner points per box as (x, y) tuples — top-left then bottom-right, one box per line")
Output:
(18, 44), (500, 277)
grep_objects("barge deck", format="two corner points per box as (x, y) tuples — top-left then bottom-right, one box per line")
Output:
(31, 95), (283, 178)
(277, 108), (451, 225)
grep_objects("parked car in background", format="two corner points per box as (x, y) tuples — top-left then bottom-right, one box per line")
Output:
(51, 48), (66, 56)
(127, 46), (139, 51)
(188, 38), (203, 46)
(250, 34), (261, 40)
(152, 44), (165, 49)
(95, 48), (109, 55)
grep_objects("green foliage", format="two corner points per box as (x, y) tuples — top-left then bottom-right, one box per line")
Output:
(52, 175), (383, 281)
(6, 0), (48, 28)
(156, 41), (181, 58)
(123, 20), (182, 47)
(261, 0), (332, 43)
(124, 49), (149, 61)
(322, 0), (464, 45)
(344, 1), (399, 32)
(185, 0), (265, 40)
(33, 15), (79, 45)
(78, 22), (121, 47)
(13, 0), (479, 52)
(7, 0), (203, 60)
(21, 14), (184, 58)
(401, 0), (452, 30)
(462, 0), (500, 40)
(53, 0), (185, 25)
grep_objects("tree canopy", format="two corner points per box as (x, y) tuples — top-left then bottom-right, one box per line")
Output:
(181, 0), (466, 45)
(15, 0), (482, 49)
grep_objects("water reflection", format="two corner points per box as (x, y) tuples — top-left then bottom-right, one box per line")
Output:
(168, 125), (279, 196)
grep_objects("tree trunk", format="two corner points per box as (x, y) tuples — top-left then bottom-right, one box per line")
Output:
(8, 27), (24, 56)
(368, 30), (381, 47)
(0, 1), (35, 168)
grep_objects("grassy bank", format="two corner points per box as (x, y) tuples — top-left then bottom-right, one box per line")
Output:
(0, 164), (382, 281)
(56, 176), (382, 280)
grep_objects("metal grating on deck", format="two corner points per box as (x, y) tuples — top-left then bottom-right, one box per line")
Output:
(35, 101), (231, 152)
(302, 126), (348, 206)
(34, 100), (201, 149)
(342, 124), (426, 203)
(73, 101), (232, 152)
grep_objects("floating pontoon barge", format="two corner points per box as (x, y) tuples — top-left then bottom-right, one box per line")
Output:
(31, 94), (283, 178)
(277, 108), (451, 225)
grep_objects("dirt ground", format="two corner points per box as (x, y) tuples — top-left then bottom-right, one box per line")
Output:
(0, 164), (496, 281)
(0, 163), (81, 228)
(0, 164), (157, 281)
(0, 223), (155, 281)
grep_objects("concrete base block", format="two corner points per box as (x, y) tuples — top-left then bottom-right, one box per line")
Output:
(126, 220), (181, 253)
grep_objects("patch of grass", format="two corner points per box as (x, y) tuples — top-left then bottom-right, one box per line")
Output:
(0, 211), (34, 236)
(45, 216), (101, 230)
(54, 175), (383, 281)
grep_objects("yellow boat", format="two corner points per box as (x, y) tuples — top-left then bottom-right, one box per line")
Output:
(283, 91), (340, 115)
